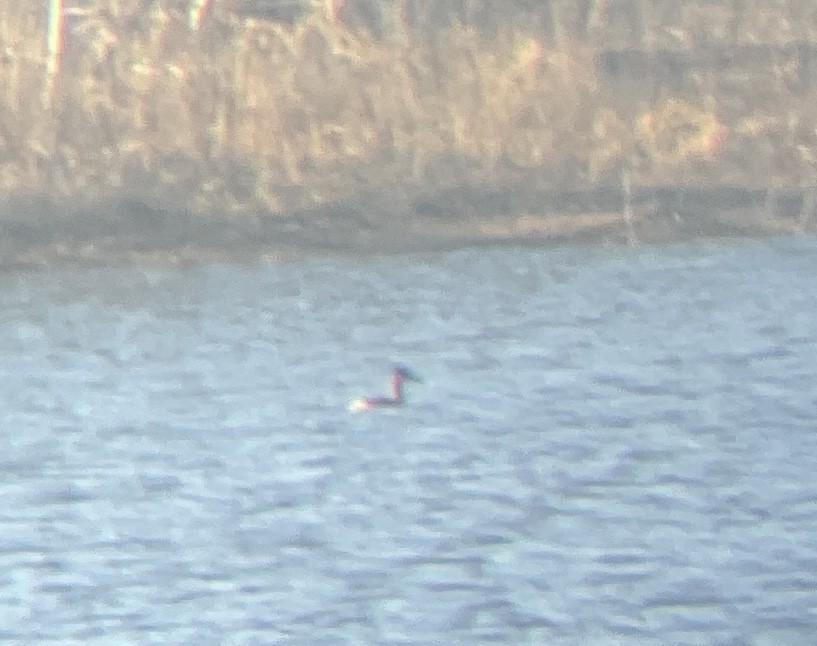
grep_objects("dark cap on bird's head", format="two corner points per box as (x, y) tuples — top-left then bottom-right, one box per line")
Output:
(394, 364), (422, 383)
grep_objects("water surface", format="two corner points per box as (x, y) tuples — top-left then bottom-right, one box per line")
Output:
(1, 237), (816, 644)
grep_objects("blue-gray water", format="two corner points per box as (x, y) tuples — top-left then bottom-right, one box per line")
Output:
(1, 237), (816, 644)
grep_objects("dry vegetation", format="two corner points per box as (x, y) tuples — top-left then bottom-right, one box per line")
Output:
(2, 0), (817, 262)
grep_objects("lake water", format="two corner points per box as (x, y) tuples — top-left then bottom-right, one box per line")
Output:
(1, 236), (816, 644)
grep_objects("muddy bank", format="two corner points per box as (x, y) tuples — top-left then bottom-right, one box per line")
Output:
(1, 183), (812, 269)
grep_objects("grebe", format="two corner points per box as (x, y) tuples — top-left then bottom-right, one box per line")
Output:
(348, 365), (422, 412)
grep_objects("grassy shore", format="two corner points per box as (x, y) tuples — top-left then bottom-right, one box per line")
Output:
(2, 0), (817, 266)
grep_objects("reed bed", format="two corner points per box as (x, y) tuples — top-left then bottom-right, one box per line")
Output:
(1, 0), (817, 226)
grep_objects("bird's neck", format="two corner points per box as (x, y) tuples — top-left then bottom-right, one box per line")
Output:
(391, 373), (405, 402)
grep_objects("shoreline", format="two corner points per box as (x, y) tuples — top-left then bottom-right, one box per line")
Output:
(0, 184), (812, 269)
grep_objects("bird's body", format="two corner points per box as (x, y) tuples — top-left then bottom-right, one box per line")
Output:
(348, 365), (422, 412)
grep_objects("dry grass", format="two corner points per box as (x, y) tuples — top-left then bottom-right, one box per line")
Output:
(1, 0), (817, 223)
(0, 2), (609, 212)
(636, 99), (728, 165)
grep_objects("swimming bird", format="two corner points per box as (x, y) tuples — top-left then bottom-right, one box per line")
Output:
(348, 364), (422, 412)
